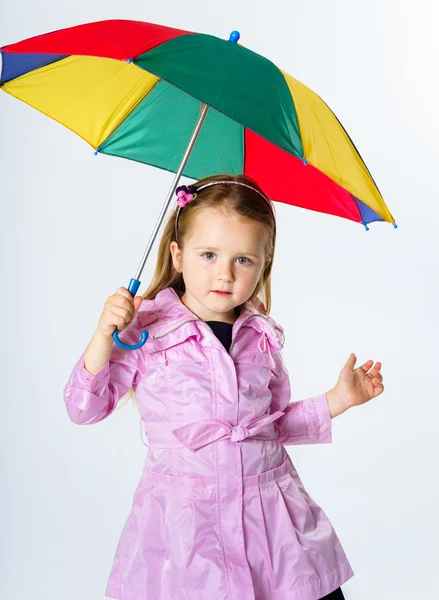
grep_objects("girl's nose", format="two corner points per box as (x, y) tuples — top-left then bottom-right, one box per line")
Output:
(216, 263), (234, 282)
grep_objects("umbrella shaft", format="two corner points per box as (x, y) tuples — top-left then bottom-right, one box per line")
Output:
(134, 103), (210, 282)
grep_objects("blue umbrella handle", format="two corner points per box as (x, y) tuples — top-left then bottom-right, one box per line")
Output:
(112, 278), (149, 350)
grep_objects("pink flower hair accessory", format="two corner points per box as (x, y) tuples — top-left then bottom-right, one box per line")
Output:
(176, 185), (198, 207)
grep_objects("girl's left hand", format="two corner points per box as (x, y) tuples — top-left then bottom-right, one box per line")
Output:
(332, 353), (384, 411)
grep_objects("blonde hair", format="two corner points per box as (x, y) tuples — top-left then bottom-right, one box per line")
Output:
(118, 173), (277, 409)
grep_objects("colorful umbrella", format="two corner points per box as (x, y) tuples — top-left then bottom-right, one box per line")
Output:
(0, 19), (397, 349)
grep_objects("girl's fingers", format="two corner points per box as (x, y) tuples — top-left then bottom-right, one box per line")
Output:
(373, 378), (384, 391)
(369, 370), (383, 382)
(109, 305), (132, 324)
(115, 286), (134, 301)
(110, 294), (135, 314)
(133, 295), (143, 311)
(366, 362), (383, 376)
(361, 360), (374, 372)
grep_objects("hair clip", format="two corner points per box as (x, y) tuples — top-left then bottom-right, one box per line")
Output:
(176, 185), (198, 207)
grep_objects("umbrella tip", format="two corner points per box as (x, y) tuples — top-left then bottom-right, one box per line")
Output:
(363, 223), (370, 231)
(228, 31), (240, 43)
(393, 222), (398, 229)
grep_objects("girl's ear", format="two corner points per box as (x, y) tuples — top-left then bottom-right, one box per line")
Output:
(170, 241), (183, 273)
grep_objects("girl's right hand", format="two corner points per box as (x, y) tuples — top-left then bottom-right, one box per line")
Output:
(96, 286), (143, 339)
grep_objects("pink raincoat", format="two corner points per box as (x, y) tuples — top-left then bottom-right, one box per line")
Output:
(64, 286), (354, 600)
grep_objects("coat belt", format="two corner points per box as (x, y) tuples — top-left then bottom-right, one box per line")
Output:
(140, 411), (286, 450)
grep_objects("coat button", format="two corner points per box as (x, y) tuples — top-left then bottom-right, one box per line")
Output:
(65, 389), (72, 398)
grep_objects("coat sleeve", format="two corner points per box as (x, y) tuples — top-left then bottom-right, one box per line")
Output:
(63, 313), (146, 425)
(269, 348), (332, 445)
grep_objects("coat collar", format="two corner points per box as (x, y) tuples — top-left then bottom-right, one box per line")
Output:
(137, 286), (285, 350)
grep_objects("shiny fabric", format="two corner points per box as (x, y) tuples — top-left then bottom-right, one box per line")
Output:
(63, 287), (354, 599)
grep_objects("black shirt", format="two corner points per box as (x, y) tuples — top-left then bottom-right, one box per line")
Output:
(206, 321), (233, 353)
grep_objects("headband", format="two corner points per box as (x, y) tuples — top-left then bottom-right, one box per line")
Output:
(174, 180), (275, 242)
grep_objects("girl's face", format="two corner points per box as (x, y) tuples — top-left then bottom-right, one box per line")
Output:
(170, 207), (270, 323)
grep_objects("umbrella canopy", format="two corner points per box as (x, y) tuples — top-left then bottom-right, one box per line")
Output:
(0, 19), (395, 229)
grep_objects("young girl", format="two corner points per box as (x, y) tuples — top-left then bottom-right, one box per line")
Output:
(64, 173), (384, 600)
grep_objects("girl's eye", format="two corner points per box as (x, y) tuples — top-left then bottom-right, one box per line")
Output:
(200, 253), (252, 265)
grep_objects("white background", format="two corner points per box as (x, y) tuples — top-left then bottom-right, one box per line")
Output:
(1, 1), (438, 599)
